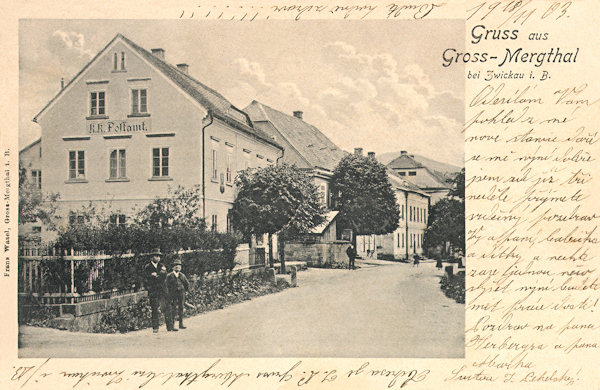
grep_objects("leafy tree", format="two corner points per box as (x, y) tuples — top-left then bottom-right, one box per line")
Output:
(424, 198), (465, 257)
(18, 163), (59, 230)
(424, 167), (465, 258)
(330, 153), (400, 243)
(229, 164), (326, 272)
(448, 168), (465, 200)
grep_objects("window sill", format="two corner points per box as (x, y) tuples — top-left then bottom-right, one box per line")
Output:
(226, 182), (233, 187)
(148, 177), (173, 181)
(111, 69), (127, 73)
(106, 178), (130, 183)
(65, 179), (88, 184)
(86, 115), (109, 120)
(127, 113), (151, 118)
(211, 178), (219, 183)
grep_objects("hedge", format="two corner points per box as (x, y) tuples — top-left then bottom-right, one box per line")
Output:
(93, 270), (290, 333)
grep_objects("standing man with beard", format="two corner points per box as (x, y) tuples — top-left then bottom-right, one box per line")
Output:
(143, 249), (168, 333)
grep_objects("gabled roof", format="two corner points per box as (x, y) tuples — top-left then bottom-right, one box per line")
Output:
(387, 154), (424, 169)
(387, 169), (430, 197)
(33, 34), (281, 150)
(309, 211), (339, 235)
(244, 101), (346, 172)
(20, 138), (41, 155)
(387, 153), (451, 190)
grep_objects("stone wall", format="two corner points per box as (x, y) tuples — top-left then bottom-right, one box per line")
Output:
(285, 241), (350, 267)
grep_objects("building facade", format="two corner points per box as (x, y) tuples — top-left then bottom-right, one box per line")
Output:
(31, 34), (282, 239)
(357, 169), (430, 260)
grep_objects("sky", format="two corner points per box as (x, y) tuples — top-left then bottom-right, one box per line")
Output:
(19, 19), (465, 166)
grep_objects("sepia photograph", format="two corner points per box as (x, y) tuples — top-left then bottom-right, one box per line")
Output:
(17, 19), (465, 358)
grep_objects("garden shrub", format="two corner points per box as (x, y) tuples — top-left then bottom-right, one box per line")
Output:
(19, 304), (57, 326)
(440, 271), (465, 304)
(92, 270), (290, 333)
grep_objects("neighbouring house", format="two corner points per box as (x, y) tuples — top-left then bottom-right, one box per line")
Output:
(244, 101), (347, 211)
(356, 165), (430, 260)
(386, 151), (458, 204)
(244, 101), (350, 265)
(30, 33), (283, 250)
(19, 138), (43, 238)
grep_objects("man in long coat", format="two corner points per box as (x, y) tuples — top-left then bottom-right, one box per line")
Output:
(346, 244), (357, 270)
(165, 259), (189, 331)
(143, 250), (167, 333)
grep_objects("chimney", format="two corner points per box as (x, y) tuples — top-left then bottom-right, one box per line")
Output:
(293, 111), (303, 120)
(60, 77), (65, 89)
(151, 48), (165, 60)
(400, 150), (407, 155)
(354, 147), (363, 156)
(368, 152), (375, 158)
(410, 154), (415, 158)
(176, 63), (189, 74)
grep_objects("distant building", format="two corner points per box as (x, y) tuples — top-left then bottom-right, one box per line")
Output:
(356, 165), (430, 260)
(244, 101), (347, 210)
(386, 151), (456, 204)
(30, 33), (282, 241)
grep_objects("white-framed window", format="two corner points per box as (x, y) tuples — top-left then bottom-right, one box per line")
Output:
(131, 89), (147, 114)
(152, 147), (169, 177)
(90, 91), (105, 116)
(109, 214), (126, 226)
(113, 53), (118, 70)
(121, 51), (126, 70)
(211, 149), (218, 180)
(109, 149), (127, 179)
(31, 169), (41, 189)
(318, 183), (327, 206)
(211, 214), (217, 231)
(226, 153), (232, 183)
(68, 150), (85, 179)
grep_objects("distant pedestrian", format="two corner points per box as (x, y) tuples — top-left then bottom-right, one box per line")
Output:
(436, 258), (443, 270)
(346, 244), (357, 270)
(366, 249), (371, 258)
(165, 259), (189, 331)
(143, 249), (168, 333)
(413, 255), (420, 267)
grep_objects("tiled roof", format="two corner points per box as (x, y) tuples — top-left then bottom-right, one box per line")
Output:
(386, 154), (424, 169)
(387, 169), (429, 197)
(118, 35), (281, 149)
(309, 211), (339, 234)
(244, 101), (346, 172)
(20, 138), (41, 154)
(387, 154), (451, 190)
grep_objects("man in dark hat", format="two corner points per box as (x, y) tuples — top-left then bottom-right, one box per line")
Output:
(165, 258), (189, 331)
(346, 244), (357, 270)
(143, 249), (167, 333)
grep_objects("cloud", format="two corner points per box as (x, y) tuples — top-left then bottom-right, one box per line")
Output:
(47, 30), (94, 75)
(225, 44), (464, 166)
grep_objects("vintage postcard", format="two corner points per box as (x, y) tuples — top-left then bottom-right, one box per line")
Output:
(1, 0), (599, 389)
